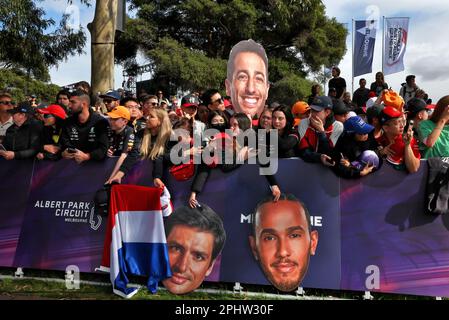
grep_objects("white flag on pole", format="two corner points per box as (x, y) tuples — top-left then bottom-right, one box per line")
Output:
(383, 17), (410, 75)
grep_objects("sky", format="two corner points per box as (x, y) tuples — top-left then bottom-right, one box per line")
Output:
(41, 0), (449, 102)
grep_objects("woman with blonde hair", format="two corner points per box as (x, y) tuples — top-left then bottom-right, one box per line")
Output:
(419, 95), (449, 158)
(107, 108), (173, 188)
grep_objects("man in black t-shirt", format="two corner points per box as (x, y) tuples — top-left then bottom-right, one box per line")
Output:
(352, 78), (371, 108)
(60, 90), (109, 164)
(328, 66), (346, 100)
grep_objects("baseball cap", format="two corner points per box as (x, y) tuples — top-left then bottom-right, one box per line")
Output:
(107, 105), (131, 120)
(379, 106), (403, 125)
(310, 96), (333, 112)
(99, 89), (121, 101)
(333, 100), (349, 115)
(159, 98), (170, 105)
(8, 101), (34, 114)
(37, 104), (67, 119)
(406, 98), (429, 115)
(292, 101), (310, 116)
(344, 116), (374, 135)
(366, 104), (384, 123)
(181, 94), (200, 108)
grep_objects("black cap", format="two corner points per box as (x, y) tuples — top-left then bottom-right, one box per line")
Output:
(333, 100), (349, 115)
(7, 101), (34, 114)
(310, 96), (333, 112)
(366, 104), (385, 124)
(406, 98), (428, 115)
(181, 94), (200, 108)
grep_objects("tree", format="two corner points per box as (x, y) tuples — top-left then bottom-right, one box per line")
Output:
(88, 0), (118, 95)
(0, 69), (61, 103)
(0, 0), (86, 84)
(116, 0), (347, 103)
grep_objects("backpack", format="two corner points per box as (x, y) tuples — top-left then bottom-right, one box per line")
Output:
(169, 161), (195, 181)
(93, 183), (117, 217)
(426, 157), (449, 215)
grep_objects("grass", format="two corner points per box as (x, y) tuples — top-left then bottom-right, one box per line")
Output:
(0, 268), (445, 300)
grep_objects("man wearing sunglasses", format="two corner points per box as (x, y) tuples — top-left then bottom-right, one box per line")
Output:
(141, 95), (159, 119)
(201, 89), (233, 120)
(99, 89), (121, 112)
(0, 92), (14, 143)
(1, 101), (43, 160)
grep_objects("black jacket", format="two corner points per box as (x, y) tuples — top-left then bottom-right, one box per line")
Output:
(109, 126), (136, 156)
(40, 124), (64, 160)
(119, 131), (175, 180)
(330, 131), (381, 178)
(60, 108), (109, 160)
(3, 117), (43, 159)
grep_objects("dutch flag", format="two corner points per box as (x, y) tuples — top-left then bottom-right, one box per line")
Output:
(99, 184), (173, 298)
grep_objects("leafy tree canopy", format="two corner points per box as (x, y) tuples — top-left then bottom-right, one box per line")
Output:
(116, 0), (347, 103)
(0, 0), (86, 82)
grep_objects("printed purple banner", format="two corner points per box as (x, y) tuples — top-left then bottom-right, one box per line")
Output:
(3, 157), (449, 297)
(0, 159), (34, 266)
(13, 159), (116, 271)
(219, 159), (341, 289)
(341, 161), (449, 297)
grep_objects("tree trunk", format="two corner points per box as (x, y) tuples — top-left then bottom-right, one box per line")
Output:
(89, 0), (118, 96)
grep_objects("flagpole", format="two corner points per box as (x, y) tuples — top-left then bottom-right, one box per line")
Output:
(352, 18), (355, 96)
(382, 16), (385, 75)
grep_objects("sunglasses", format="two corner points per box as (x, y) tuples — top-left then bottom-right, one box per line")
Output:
(43, 114), (55, 119)
(145, 102), (158, 107)
(103, 99), (114, 104)
(0, 101), (12, 105)
(213, 97), (224, 104)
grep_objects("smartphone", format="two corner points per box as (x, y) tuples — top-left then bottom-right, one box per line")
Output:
(67, 148), (77, 153)
(0, 144), (6, 151)
(404, 120), (414, 134)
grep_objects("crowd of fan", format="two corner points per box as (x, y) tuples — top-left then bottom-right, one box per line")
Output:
(1, 72), (449, 206)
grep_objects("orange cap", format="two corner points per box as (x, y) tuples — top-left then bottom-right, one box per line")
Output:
(291, 101), (310, 126)
(107, 105), (131, 120)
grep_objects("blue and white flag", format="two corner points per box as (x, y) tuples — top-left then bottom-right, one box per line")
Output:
(353, 20), (377, 77)
(383, 17), (410, 76)
(100, 184), (173, 298)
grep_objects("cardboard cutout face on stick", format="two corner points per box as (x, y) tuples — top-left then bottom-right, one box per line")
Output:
(249, 197), (319, 292)
(225, 39), (270, 119)
(162, 204), (226, 295)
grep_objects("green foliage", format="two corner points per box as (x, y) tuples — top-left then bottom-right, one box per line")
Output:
(269, 74), (312, 106)
(117, 0), (347, 105)
(0, 69), (60, 103)
(0, 0), (86, 82)
(148, 38), (226, 92)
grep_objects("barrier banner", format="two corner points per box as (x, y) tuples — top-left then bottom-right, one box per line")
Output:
(218, 160), (341, 290)
(0, 159), (34, 266)
(2, 158), (449, 297)
(341, 162), (449, 297)
(13, 160), (116, 271)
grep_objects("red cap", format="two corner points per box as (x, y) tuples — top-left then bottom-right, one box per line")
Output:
(223, 99), (231, 108)
(37, 104), (67, 119)
(379, 106), (403, 125)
